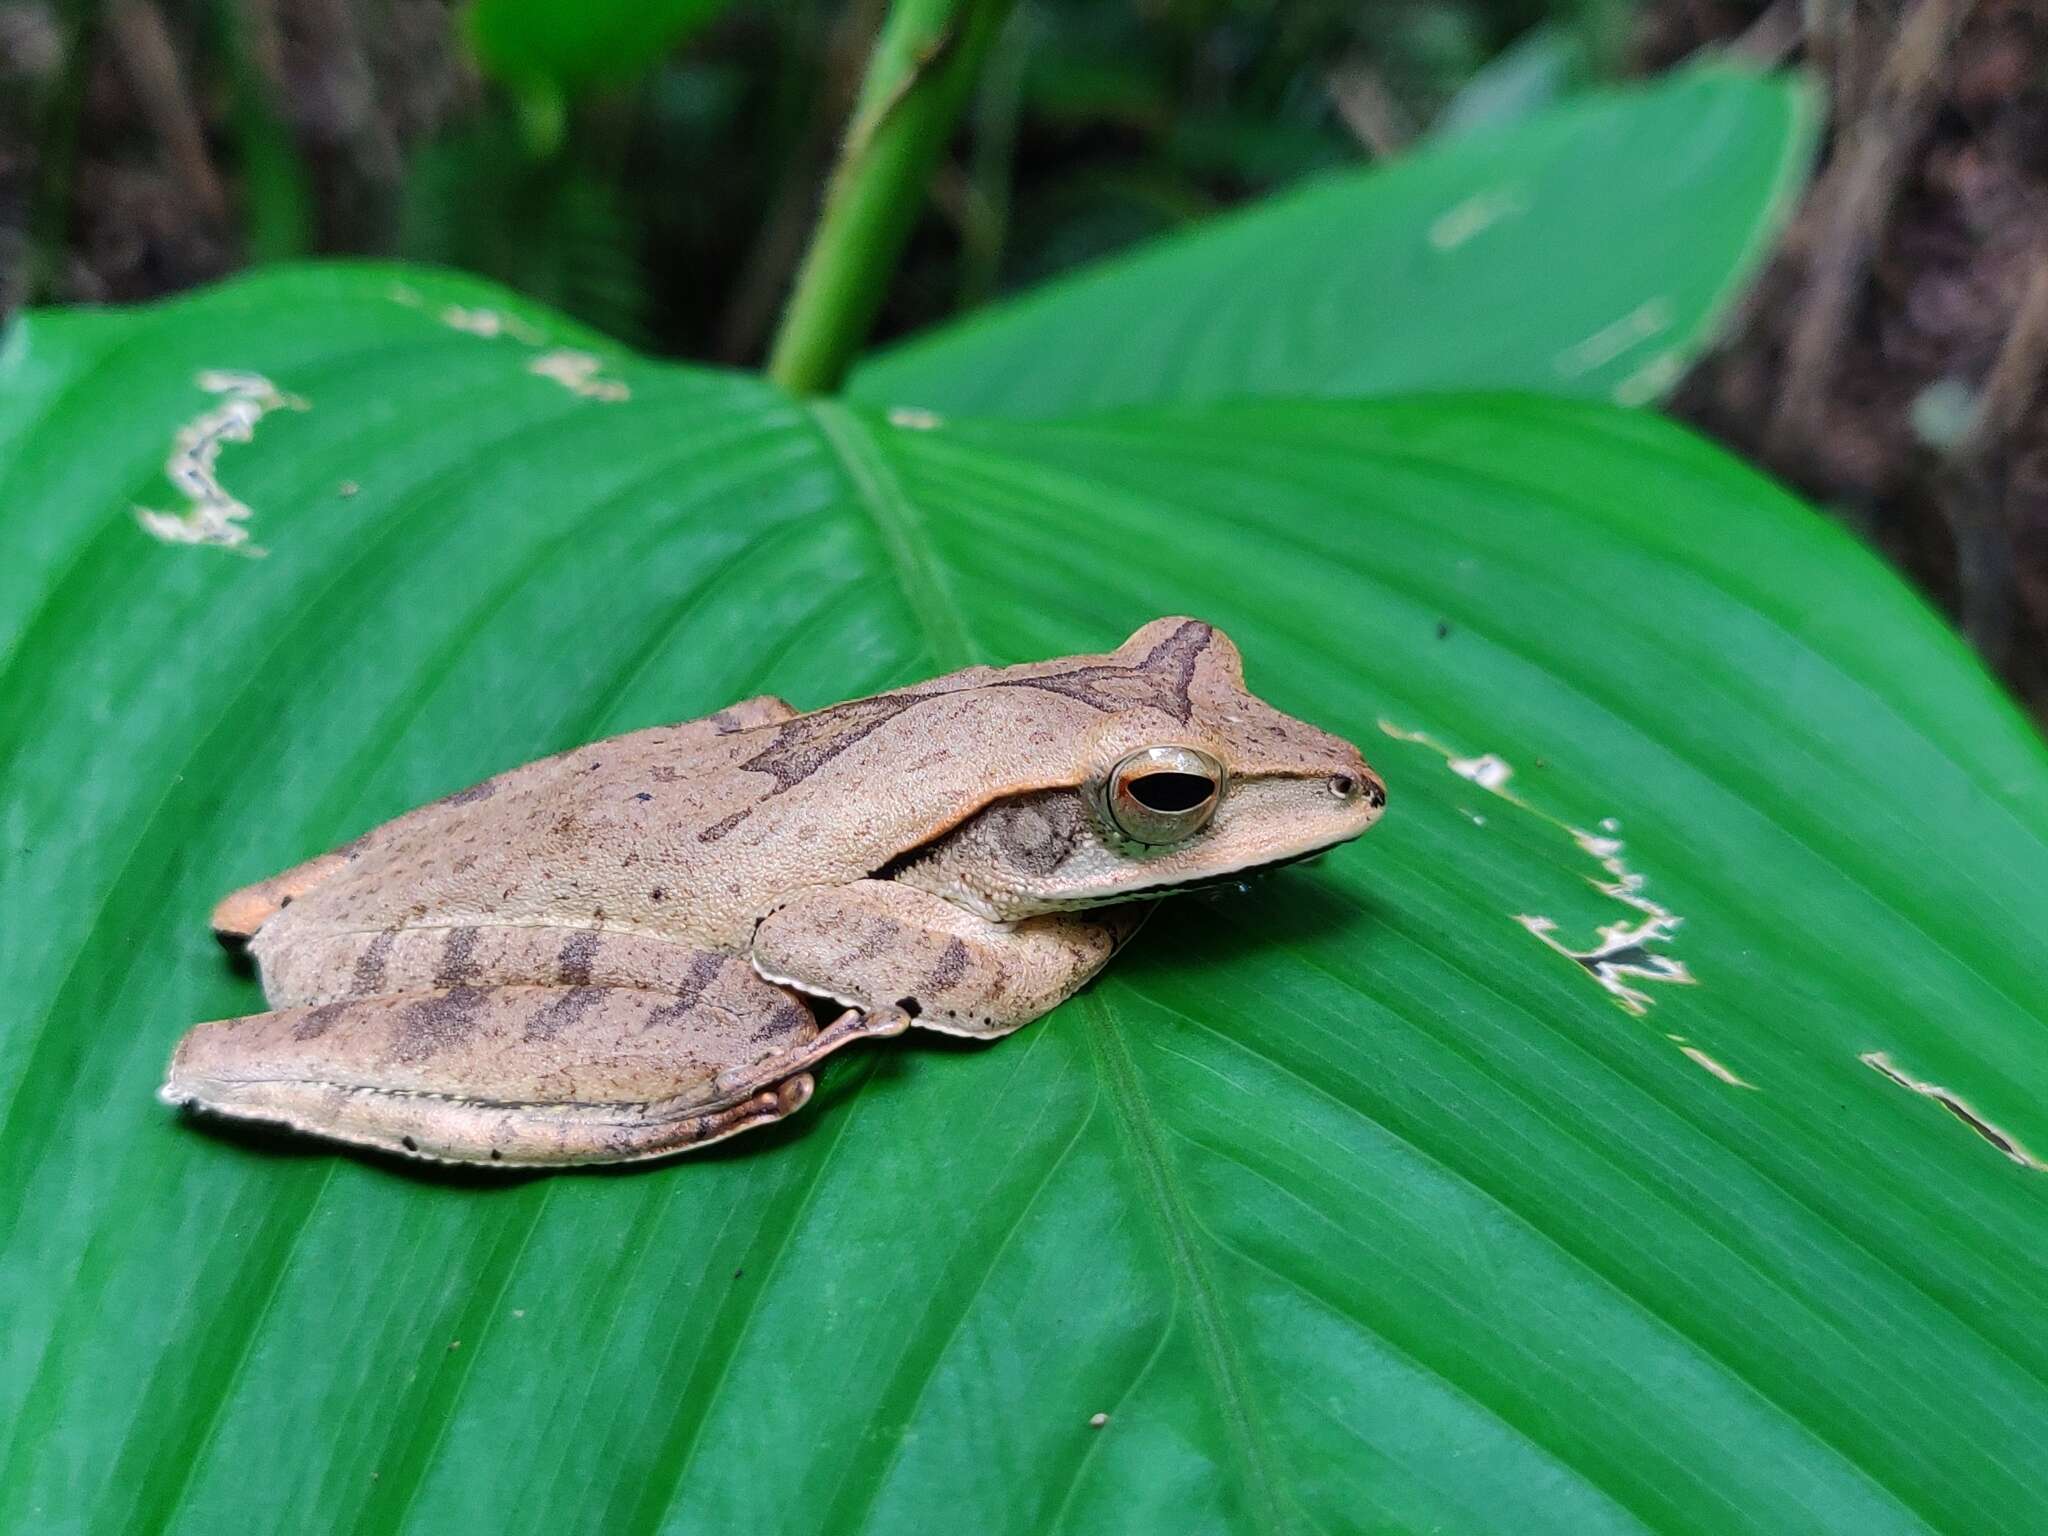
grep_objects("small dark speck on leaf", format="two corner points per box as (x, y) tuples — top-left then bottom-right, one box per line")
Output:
(1435, 620), (1451, 640)
(733, 1267), (744, 1280)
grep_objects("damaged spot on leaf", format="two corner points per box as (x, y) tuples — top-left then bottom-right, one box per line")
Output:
(528, 350), (631, 403)
(1612, 351), (1685, 407)
(134, 370), (308, 554)
(1380, 722), (1728, 1074)
(888, 406), (944, 430)
(1448, 753), (1514, 793)
(1680, 1047), (1754, 1089)
(1428, 185), (1531, 251)
(439, 305), (543, 344)
(1513, 829), (1698, 1020)
(1861, 1051), (2046, 1171)
(1554, 297), (1674, 379)
(388, 285), (629, 402)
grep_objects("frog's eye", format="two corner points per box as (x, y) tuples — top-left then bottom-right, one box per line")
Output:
(1105, 746), (1225, 845)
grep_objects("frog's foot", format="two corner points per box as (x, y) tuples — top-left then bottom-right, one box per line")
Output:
(160, 960), (848, 1167)
(211, 851), (353, 946)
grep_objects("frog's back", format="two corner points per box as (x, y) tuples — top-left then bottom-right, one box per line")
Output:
(216, 697), (807, 954)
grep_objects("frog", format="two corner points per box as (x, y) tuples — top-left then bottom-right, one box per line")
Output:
(160, 617), (1387, 1167)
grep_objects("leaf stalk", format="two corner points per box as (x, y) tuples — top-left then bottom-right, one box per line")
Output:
(767, 0), (1014, 396)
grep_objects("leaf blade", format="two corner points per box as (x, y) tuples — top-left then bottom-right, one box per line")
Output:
(848, 68), (1818, 418)
(3, 269), (2046, 1536)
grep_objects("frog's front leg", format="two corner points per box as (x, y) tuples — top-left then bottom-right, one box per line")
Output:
(753, 880), (1150, 1038)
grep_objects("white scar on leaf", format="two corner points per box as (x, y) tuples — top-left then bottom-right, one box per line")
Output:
(134, 370), (308, 554)
(1428, 185), (1530, 251)
(1553, 297), (1674, 379)
(1861, 1052), (2045, 1171)
(1379, 721), (1738, 1083)
(387, 285), (631, 403)
(1515, 821), (1698, 1021)
(528, 349), (630, 402)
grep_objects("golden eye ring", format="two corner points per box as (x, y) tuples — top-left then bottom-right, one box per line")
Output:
(1103, 746), (1225, 845)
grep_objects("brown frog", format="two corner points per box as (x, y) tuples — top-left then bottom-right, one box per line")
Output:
(160, 617), (1386, 1166)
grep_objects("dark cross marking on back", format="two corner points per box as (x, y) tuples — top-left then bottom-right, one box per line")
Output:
(984, 619), (1209, 723)
(699, 622), (1214, 843)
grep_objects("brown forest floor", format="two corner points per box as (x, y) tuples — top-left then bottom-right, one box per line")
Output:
(1645, 0), (2048, 721)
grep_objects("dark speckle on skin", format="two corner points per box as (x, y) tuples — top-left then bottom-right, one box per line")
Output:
(645, 953), (727, 1031)
(438, 780), (498, 808)
(927, 938), (970, 994)
(388, 986), (488, 1063)
(526, 985), (606, 1043)
(698, 809), (750, 844)
(291, 1001), (351, 1041)
(633, 792), (653, 803)
(556, 931), (601, 986)
(434, 927), (481, 986)
(351, 930), (397, 996)
(650, 888), (665, 902)
(844, 918), (902, 965)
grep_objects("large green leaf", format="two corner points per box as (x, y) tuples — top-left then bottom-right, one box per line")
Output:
(5, 267), (2047, 1536)
(849, 67), (1817, 417)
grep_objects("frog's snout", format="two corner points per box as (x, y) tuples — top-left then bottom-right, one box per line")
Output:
(1324, 758), (1388, 815)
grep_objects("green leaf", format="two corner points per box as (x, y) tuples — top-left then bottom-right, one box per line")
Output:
(465, 0), (734, 97)
(849, 68), (1818, 417)
(5, 267), (2048, 1535)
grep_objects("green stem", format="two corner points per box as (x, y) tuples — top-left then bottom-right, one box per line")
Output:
(767, 0), (1014, 396)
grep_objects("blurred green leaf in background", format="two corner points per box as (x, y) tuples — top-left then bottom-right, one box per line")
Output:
(854, 68), (1815, 414)
(467, 0), (738, 101)
(5, 12), (2048, 1536)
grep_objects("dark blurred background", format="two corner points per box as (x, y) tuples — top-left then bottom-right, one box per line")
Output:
(5, 0), (2047, 722)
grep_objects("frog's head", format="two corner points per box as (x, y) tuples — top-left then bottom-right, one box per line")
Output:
(893, 617), (1385, 920)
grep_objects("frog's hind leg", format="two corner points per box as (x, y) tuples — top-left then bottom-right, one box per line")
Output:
(160, 956), (887, 1167)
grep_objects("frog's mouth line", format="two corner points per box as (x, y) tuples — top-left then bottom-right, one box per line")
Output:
(1049, 842), (1340, 912)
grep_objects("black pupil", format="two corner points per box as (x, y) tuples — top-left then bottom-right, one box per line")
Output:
(1127, 772), (1213, 813)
